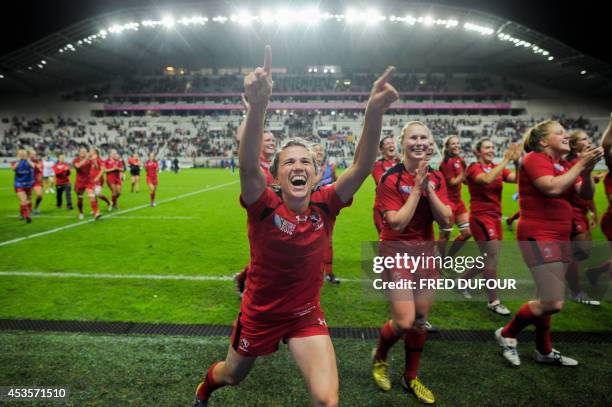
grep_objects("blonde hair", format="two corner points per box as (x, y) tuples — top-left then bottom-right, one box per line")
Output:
(523, 120), (558, 153)
(399, 121), (432, 145)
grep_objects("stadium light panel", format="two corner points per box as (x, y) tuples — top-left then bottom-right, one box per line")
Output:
(260, 10), (274, 24)
(548, 56), (554, 61)
(41, 60), (46, 64)
(0, 74), (4, 79)
(161, 15), (175, 28)
(580, 70), (587, 75)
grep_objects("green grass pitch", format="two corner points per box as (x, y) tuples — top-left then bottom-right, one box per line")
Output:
(0, 168), (610, 406)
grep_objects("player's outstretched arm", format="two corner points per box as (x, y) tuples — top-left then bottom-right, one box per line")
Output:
(335, 67), (399, 203)
(239, 46), (272, 205)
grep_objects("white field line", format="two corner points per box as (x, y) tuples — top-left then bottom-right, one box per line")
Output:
(0, 181), (238, 248)
(6, 215), (195, 220)
(0, 271), (534, 285)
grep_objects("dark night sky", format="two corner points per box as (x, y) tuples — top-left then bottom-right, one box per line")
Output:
(2, 0), (609, 64)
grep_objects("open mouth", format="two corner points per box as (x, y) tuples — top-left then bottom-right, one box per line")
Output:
(290, 175), (307, 187)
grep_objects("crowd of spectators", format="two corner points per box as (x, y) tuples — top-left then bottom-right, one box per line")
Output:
(1, 114), (598, 163)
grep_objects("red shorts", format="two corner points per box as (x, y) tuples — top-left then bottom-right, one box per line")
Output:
(373, 207), (384, 236)
(147, 177), (158, 186)
(571, 209), (589, 237)
(601, 211), (612, 241)
(450, 198), (468, 220)
(14, 187), (32, 194)
(33, 181), (42, 188)
(470, 213), (503, 241)
(517, 219), (571, 267)
(230, 309), (329, 357)
(75, 184), (88, 194)
(107, 179), (121, 187)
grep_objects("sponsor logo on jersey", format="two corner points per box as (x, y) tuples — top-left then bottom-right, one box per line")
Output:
(317, 318), (327, 326)
(401, 185), (412, 194)
(483, 167), (491, 173)
(274, 214), (296, 236)
(553, 163), (564, 172)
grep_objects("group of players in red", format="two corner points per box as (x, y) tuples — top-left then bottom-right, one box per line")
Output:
(193, 46), (611, 406)
(12, 148), (160, 222)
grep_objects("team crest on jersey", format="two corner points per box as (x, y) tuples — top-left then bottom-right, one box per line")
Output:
(483, 167), (491, 173)
(239, 338), (250, 351)
(317, 317), (327, 326)
(453, 162), (460, 168)
(401, 185), (412, 194)
(553, 163), (564, 172)
(310, 213), (324, 231)
(273, 214), (296, 236)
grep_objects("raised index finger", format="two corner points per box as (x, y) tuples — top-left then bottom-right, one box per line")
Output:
(263, 45), (272, 75)
(377, 66), (395, 86)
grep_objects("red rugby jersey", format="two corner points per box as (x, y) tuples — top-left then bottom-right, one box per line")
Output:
(145, 160), (158, 177)
(518, 151), (578, 225)
(73, 157), (91, 186)
(259, 156), (275, 186)
(466, 162), (511, 216)
(373, 157), (401, 212)
(377, 162), (450, 241)
(240, 184), (351, 322)
(104, 158), (123, 181)
(372, 158), (401, 185)
(53, 162), (71, 185)
(89, 158), (104, 186)
(439, 156), (465, 203)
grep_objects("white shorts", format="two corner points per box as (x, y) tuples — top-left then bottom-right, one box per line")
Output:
(94, 185), (103, 195)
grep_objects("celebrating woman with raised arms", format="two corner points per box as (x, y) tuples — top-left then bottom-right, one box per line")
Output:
(193, 46), (398, 407)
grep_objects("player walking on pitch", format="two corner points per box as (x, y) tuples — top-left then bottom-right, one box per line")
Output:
(144, 153), (159, 207)
(371, 122), (452, 404)
(460, 139), (521, 314)
(494, 120), (602, 367)
(12, 149), (35, 223)
(193, 45), (399, 407)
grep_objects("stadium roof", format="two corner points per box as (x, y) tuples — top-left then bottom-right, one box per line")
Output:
(1, 1), (611, 96)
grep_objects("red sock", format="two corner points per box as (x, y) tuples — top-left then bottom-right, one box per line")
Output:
(197, 362), (225, 401)
(90, 198), (98, 214)
(501, 303), (536, 338)
(28, 202), (32, 211)
(35, 196), (42, 209)
(150, 192), (155, 202)
(534, 314), (553, 354)
(112, 195), (117, 206)
(374, 320), (401, 361)
(404, 329), (427, 380)
(98, 195), (110, 205)
(77, 197), (84, 213)
(20, 204), (30, 219)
